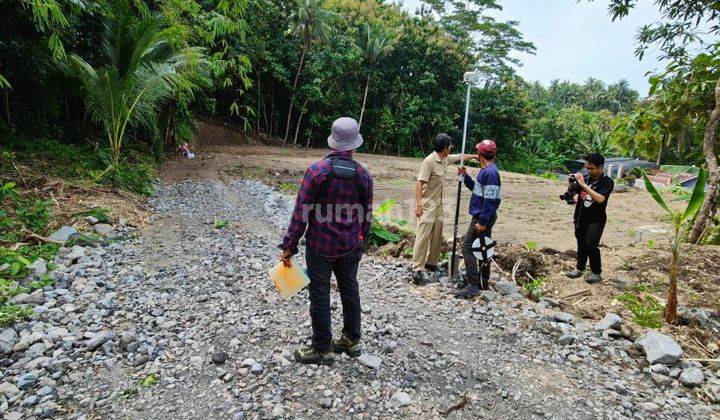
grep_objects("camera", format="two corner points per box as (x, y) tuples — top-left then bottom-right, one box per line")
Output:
(559, 175), (582, 204)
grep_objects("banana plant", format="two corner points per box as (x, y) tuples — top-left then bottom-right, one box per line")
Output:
(643, 168), (707, 324)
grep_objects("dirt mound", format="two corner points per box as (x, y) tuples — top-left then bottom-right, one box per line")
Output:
(193, 117), (287, 148)
(495, 243), (552, 281)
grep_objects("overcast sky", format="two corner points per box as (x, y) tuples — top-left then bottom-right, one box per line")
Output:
(397, 0), (666, 96)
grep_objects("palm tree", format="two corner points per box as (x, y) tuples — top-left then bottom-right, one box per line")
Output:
(285, 0), (334, 142)
(358, 22), (398, 129)
(66, 0), (201, 164)
(606, 80), (638, 113)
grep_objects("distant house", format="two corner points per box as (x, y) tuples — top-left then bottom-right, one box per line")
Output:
(638, 165), (707, 191)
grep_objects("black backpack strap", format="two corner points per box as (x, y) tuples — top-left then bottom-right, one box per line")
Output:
(318, 157), (366, 203)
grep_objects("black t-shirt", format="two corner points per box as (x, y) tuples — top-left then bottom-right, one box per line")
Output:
(574, 174), (614, 225)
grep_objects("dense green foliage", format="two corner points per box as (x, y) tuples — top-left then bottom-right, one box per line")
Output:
(0, 181), (59, 325)
(1, 0), (644, 175)
(1, 0), (715, 180)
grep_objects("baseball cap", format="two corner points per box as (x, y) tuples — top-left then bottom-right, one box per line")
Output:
(476, 139), (497, 156)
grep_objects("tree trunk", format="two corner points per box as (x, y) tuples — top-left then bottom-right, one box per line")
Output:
(284, 47), (307, 141)
(293, 100), (308, 145)
(305, 125), (313, 148)
(656, 133), (666, 165)
(64, 92), (71, 121)
(256, 68), (262, 134)
(269, 87), (275, 138)
(359, 72), (371, 128)
(665, 230), (680, 324)
(111, 140), (120, 165)
(689, 76), (720, 244)
(262, 81), (269, 135)
(4, 90), (10, 126)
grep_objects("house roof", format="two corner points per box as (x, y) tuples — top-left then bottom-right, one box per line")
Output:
(646, 171), (698, 186)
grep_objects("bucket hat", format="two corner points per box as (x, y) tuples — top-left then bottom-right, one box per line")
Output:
(327, 117), (363, 151)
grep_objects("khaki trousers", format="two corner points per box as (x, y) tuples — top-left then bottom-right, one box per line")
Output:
(412, 205), (444, 271)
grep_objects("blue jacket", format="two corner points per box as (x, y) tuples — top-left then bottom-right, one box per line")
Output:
(463, 163), (501, 225)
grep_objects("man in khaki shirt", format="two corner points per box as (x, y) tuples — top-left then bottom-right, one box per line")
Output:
(412, 134), (475, 285)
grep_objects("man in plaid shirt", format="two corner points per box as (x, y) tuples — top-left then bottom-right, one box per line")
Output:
(279, 117), (373, 365)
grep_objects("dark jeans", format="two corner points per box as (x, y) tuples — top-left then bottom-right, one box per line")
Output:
(461, 215), (496, 289)
(305, 245), (363, 353)
(575, 222), (605, 275)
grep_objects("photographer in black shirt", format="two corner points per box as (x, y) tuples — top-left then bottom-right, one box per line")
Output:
(563, 153), (614, 284)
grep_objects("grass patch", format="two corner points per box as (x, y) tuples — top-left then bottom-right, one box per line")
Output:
(0, 241), (59, 326)
(73, 207), (112, 224)
(632, 282), (664, 294)
(0, 304), (34, 326)
(522, 276), (544, 301)
(28, 275), (53, 291)
(279, 182), (298, 194)
(122, 373), (159, 398)
(403, 247), (413, 258)
(140, 373), (158, 388)
(616, 292), (664, 328)
(537, 172), (560, 181)
(524, 241), (538, 252)
(1, 180), (55, 242)
(225, 165), (264, 179)
(213, 219), (229, 229)
(91, 161), (155, 196)
(1, 134), (156, 195)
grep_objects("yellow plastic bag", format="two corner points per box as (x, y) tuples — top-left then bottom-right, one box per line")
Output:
(268, 257), (310, 300)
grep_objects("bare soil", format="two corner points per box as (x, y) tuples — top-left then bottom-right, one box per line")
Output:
(164, 135), (719, 359)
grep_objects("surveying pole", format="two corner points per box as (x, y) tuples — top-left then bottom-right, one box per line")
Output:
(450, 71), (480, 280)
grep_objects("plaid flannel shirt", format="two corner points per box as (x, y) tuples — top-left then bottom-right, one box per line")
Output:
(279, 150), (373, 257)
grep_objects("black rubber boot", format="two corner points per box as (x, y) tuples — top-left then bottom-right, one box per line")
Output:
(412, 271), (430, 286)
(454, 283), (481, 298)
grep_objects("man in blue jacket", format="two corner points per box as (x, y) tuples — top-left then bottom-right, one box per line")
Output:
(455, 140), (501, 298)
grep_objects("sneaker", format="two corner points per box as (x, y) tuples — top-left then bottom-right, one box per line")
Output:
(412, 271), (430, 286)
(453, 271), (467, 289)
(565, 269), (583, 279)
(454, 283), (481, 298)
(585, 273), (602, 284)
(332, 334), (361, 357)
(424, 264), (440, 273)
(294, 345), (334, 365)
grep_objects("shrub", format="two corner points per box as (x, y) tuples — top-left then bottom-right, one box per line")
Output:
(92, 161), (156, 196)
(368, 199), (402, 246)
(522, 276), (544, 301)
(616, 293), (664, 328)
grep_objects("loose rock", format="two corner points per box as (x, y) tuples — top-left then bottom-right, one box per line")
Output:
(48, 226), (77, 242)
(594, 313), (622, 330)
(679, 368), (704, 388)
(389, 391), (411, 407)
(636, 331), (683, 365)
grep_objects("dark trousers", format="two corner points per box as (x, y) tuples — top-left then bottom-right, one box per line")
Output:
(575, 222), (605, 274)
(461, 215), (496, 290)
(305, 245), (363, 352)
